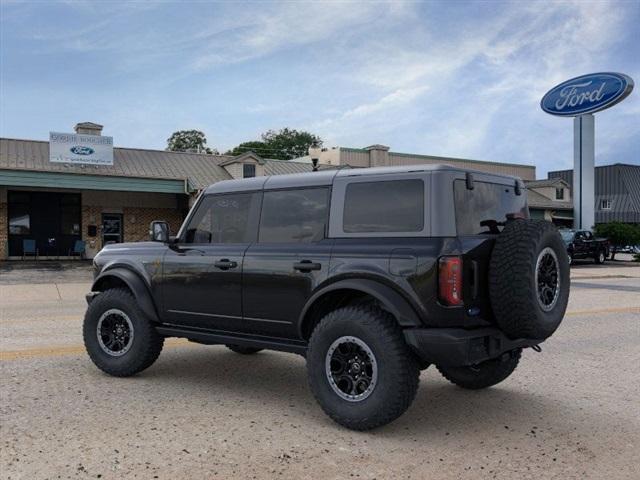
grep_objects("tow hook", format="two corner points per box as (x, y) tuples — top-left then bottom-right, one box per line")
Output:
(531, 344), (542, 353)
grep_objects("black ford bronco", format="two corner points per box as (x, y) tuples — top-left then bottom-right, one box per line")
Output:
(84, 165), (569, 430)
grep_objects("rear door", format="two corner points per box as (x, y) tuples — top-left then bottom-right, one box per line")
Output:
(161, 192), (261, 332)
(242, 187), (333, 338)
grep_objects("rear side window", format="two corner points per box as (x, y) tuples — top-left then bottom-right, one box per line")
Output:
(343, 179), (424, 233)
(184, 193), (260, 244)
(454, 180), (528, 235)
(259, 188), (329, 243)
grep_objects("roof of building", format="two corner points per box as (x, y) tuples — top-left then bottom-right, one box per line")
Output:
(0, 137), (235, 190)
(218, 151), (266, 167)
(548, 163), (640, 223)
(526, 188), (573, 210)
(0, 137), (343, 192)
(75, 122), (104, 129)
(340, 147), (536, 170)
(525, 178), (569, 188)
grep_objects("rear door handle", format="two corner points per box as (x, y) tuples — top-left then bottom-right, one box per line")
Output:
(293, 260), (321, 272)
(214, 259), (238, 270)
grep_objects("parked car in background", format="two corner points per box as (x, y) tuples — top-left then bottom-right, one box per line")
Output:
(559, 229), (609, 265)
(616, 245), (640, 254)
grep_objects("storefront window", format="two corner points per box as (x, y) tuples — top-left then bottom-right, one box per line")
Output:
(9, 208), (30, 234)
(8, 192), (30, 234)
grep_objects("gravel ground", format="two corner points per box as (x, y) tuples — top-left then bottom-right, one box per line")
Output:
(1, 262), (638, 479)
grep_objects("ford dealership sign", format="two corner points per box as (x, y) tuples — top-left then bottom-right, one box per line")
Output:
(70, 146), (95, 155)
(50, 132), (113, 165)
(541, 72), (634, 116)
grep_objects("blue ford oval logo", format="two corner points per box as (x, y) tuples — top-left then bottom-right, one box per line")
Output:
(541, 72), (633, 116)
(70, 146), (95, 155)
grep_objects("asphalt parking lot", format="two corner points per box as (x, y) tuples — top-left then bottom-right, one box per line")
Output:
(1, 259), (639, 479)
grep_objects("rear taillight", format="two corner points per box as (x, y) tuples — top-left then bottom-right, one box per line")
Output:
(438, 256), (463, 306)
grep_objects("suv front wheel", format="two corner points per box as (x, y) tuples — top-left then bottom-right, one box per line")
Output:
(83, 288), (164, 377)
(307, 306), (420, 430)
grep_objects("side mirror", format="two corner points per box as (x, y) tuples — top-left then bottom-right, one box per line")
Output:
(149, 221), (170, 243)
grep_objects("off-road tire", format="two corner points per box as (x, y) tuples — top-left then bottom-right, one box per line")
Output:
(437, 349), (521, 390)
(307, 306), (420, 431)
(489, 219), (570, 340)
(226, 344), (263, 355)
(83, 288), (164, 377)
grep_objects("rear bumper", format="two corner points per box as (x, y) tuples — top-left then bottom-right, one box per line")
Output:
(403, 327), (542, 367)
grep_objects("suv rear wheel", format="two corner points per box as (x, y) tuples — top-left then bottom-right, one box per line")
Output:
(83, 288), (164, 377)
(307, 306), (419, 430)
(595, 250), (606, 264)
(437, 349), (521, 390)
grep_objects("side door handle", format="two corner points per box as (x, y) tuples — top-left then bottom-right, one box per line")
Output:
(293, 260), (321, 272)
(214, 259), (238, 270)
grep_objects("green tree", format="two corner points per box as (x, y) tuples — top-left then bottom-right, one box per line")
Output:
(593, 222), (640, 260)
(261, 128), (322, 160)
(226, 128), (322, 160)
(225, 141), (268, 157)
(167, 130), (217, 154)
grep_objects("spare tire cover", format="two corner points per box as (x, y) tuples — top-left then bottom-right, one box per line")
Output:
(489, 219), (570, 340)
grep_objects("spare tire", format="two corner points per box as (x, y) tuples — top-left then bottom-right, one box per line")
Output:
(489, 219), (569, 340)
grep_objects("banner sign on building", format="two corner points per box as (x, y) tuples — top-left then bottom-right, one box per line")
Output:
(49, 132), (114, 166)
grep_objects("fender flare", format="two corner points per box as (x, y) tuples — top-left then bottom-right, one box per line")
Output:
(298, 278), (422, 337)
(92, 268), (159, 323)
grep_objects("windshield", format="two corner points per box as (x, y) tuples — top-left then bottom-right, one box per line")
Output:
(454, 180), (529, 235)
(559, 230), (574, 242)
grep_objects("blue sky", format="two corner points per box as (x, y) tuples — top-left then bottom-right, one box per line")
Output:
(1, 0), (638, 177)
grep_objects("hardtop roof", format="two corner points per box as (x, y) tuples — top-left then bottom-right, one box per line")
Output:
(203, 163), (522, 194)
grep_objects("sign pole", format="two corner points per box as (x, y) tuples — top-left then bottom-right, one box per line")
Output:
(541, 72), (633, 231)
(573, 114), (595, 229)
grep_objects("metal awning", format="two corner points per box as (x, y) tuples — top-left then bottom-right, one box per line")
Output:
(0, 169), (187, 194)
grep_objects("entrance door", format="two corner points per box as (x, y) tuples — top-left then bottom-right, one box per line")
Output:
(102, 213), (123, 245)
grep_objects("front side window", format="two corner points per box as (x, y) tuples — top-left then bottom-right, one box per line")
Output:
(259, 188), (329, 243)
(343, 179), (424, 233)
(555, 188), (564, 200)
(600, 199), (611, 210)
(454, 180), (529, 235)
(184, 193), (260, 244)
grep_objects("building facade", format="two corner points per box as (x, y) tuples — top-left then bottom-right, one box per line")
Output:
(1, 124), (539, 260)
(525, 178), (574, 227)
(298, 144), (536, 180)
(549, 164), (640, 225)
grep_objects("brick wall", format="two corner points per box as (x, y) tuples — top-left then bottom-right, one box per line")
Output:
(122, 207), (184, 243)
(0, 188), (187, 260)
(81, 205), (185, 258)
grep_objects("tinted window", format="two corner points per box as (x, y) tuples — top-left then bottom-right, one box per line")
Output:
(184, 193), (260, 244)
(259, 188), (329, 243)
(454, 180), (528, 235)
(343, 180), (424, 233)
